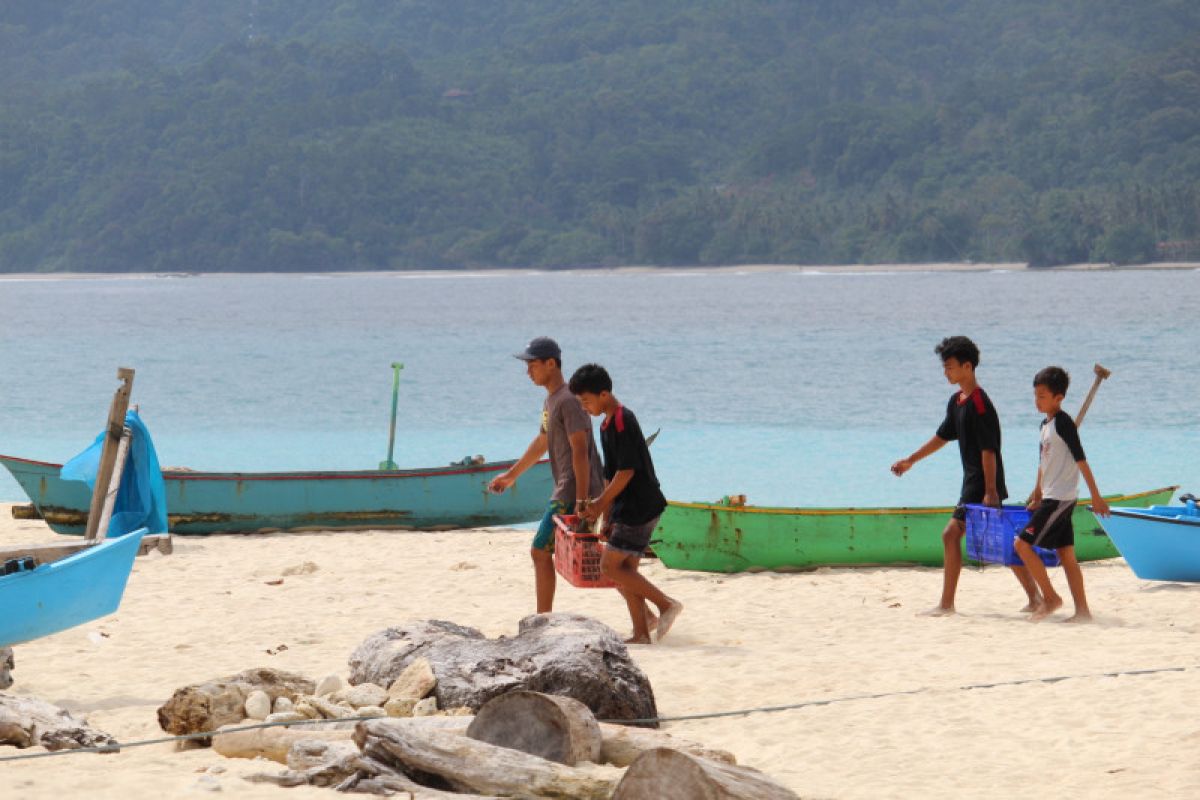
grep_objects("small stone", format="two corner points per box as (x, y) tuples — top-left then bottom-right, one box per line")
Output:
(443, 706), (474, 716)
(355, 705), (386, 718)
(308, 696), (355, 719)
(282, 561), (320, 576)
(264, 711), (307, 724)
(332, 683), (387, 709)
(191, 774), (222, 792)
(412, 697), (438, 717)
(384, 698), (417, 717)
(243, 690), (271, 721)
(315, 674), (346, 697)
(293, 700), (321, 720)
(206, 765), (227, 774)
(386, 658), (437, 701)
(272, 696), (294, 714)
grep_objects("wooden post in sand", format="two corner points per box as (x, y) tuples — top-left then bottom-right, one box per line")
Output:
(84, 367), (134, 541)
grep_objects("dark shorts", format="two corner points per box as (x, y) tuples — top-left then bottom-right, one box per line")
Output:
(532, 499), (573, 552)
(1019, 498), (1076, 550)
(606, 516), (660, 556)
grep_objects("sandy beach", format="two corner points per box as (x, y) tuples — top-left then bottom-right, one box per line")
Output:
(4, 505), (1200, 798)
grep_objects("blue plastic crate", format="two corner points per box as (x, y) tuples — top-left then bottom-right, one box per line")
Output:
(965, 504), (1060, 567)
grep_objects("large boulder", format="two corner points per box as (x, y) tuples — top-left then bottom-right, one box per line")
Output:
(348, 614), (658, 727)
(157, 668), (315, 737)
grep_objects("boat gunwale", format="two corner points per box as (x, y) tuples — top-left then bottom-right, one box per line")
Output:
(1107, 506), (1200, 526)
(0, 453), (549, 482)
(666, 486), (1179, 517)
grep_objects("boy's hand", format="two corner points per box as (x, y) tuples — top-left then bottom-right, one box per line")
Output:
(488, 472), (514, 494)
(1090, 496), (1111, 517)
(1026, 490), (1043, 511)
(890, 458), (912, 477)
(983, 489), (1000, 508)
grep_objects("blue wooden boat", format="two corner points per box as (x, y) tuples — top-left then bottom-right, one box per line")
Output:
(1095, 497), (1200, 582)
(1, 454), (553, 535)
(0, 529), (146, 647)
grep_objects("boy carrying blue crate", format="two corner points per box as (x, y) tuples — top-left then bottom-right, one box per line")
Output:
(1017, 367), (1111, 622)
(569, 364), (682, 645)
(892, 336), (1042, 616)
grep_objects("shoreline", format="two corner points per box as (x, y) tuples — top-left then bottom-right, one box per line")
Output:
(1, 261), (1198, 281)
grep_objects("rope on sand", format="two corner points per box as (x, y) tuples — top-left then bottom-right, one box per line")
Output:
(0, 662), (1192, 762)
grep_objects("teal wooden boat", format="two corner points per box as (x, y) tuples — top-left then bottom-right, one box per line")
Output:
(0, 529), (146, 647)
(1, 454), (553, 535)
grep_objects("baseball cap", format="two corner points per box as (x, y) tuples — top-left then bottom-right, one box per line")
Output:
(514, 336), (561, 362)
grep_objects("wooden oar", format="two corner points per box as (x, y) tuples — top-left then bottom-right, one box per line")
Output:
(379, 362), (404, 470)
(1074, 363), (1111, 427)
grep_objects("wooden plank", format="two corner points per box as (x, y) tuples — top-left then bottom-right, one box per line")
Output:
(0, 534), (172, 564)
(84, 367), (135, 541)
(93, 427), (132, 543)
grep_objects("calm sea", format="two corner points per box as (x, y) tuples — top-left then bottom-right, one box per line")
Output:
(0, 268), (1197, 511)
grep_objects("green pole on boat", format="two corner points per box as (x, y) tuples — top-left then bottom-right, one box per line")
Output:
(380, 362), (404, 470)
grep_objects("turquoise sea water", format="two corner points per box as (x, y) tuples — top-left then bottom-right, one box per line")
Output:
(0, 268), (1197, 510)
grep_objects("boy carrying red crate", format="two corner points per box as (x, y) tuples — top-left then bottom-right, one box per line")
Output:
(1017, 367), (1111, 622)
(569, 364), (682, 644)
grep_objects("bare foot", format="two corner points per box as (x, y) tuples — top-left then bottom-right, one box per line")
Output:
(1019, 600), (1042, 613)
(645, 611), (659, 631)
(656, 600), (683, 641)
(918, 605), (956, 617)
(1030, 596), (1063, 622)
(624, 635), (652, 644)
(1064, 611), (1093, 624)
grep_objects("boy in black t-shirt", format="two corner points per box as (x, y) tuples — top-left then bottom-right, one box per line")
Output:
(569, 364), (682, 644)
(891, 336), (1041, 616)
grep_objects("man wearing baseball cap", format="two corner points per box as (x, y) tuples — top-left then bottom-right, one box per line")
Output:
(489, 336), (603, 613)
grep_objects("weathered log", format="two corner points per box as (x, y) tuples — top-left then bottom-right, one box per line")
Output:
(156, 668), (315, 738)
(337, 755), (503, 798)
(0, 648), (13, 691)
(466, 690), (602, 766)
(211, 723), (354, 763)
(348, 614), (658, 726)
(598, 721), (737, 767)
(611, 748), (799, 800)
(354, 717), (620, 799)
(0, 693), (118, 751)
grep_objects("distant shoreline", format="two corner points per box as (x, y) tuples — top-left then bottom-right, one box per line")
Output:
(1, 261), (1197, 280)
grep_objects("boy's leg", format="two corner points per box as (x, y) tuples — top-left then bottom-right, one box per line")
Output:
(607, 556), (654, 643)
(1014, 538), (1061, 621)
(1009, 565), (1042, 611)
(1057, 546), (1092, 623)
(602, 518), (682, 640)
(616, 587), (658, 636)
(530, 501), (566, 614)
(926, 516), (964, 615)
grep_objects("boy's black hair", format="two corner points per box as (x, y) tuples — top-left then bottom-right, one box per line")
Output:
(568, 363), (612, 395)
(1033, 366), (1070, 396)
(935, 336), (980, 368)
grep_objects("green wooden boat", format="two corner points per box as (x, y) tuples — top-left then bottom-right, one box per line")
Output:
(652, 486), (1178, 573)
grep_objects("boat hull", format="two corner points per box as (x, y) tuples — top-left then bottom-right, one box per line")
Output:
(0, 529), (145, 647)
(652, 487), (1178, 573)
(1, 455), (554, 535)
(1096, 505), (1200, 582)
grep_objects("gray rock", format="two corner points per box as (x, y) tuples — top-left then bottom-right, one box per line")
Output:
(0, 694), (118, 751)
(244, 690), (271, 721)
(314, 674), (346, 697)
(348, 613), (658, 727)
(0, 648), (12, 691)
(331, 682), (387, 709)
(157, 668), (315, 737)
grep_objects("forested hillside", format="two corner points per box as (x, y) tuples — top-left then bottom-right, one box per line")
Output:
(1, 1), (1198, 271)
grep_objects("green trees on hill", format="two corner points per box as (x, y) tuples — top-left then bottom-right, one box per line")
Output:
(0, 1), (1197, 271)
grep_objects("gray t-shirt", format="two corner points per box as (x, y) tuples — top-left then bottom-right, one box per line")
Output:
(541, 383), (604, 503)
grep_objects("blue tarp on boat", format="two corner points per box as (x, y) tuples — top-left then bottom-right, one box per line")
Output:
(60, 410), (168, 536)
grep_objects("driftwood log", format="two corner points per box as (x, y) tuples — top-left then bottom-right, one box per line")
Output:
(211, 723), (355, 763)
(598, 722), (737, 767)
(353, 717), (620, 799)
(0, 648), (12, 691)
(611, 748), (799, 800)
(466, 690), (602, 766)
(0, 693), (117, 751)
(157, 668), (315, 738)
(348, 614), (657, 726)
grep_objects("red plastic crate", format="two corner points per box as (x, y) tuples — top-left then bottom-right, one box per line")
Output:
(552, 514), (615, 589)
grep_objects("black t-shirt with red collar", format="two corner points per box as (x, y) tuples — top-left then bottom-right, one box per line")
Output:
(935, 386), (1008, 503)
(600, 405), (667, 526)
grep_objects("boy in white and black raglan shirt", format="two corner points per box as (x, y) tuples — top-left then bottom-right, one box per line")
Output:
(1016, 366), (1111, 623)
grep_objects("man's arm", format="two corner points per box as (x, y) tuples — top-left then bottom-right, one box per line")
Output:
(981, 449), (999, 507)
(568, 429), (591, 507)
(488, 433), (548, 493)
(891, 436), (947, 476)
(1078, 460), (1109, 517)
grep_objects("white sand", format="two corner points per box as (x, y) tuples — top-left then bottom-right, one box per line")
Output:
(4, 506), (1200, 798)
